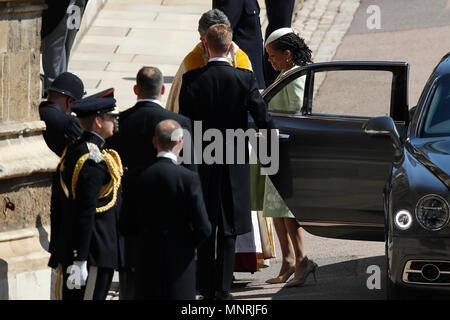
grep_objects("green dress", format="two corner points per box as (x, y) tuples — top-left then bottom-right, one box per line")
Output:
(262, 68), (305, 218)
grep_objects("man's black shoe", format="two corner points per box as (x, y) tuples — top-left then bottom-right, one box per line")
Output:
(214, 291), (234, 300)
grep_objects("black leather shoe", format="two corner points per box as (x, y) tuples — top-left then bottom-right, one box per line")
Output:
(215, 291), (234, 300)
(197, 294), (214, 300)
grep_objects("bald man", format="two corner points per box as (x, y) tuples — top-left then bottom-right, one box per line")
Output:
(121, 120), (211, 300)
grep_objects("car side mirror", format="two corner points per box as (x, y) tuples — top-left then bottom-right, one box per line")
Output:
(363, 116), (403, 154)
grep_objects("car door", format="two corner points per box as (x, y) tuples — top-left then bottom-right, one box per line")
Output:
(260, 61), (409, 241)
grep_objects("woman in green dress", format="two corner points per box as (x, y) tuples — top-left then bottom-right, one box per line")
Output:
(263, 28), (318, 287)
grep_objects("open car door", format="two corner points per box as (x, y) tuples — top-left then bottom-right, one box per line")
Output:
(258, 61), (409, 241)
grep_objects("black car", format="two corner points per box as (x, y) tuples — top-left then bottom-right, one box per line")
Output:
(259, 53), (450, 298)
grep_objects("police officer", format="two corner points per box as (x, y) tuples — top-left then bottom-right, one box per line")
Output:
(39, 71), (85, 157)
(53, 97), (123, 300)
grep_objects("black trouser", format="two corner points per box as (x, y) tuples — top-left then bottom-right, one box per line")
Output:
(197, 216), (237, 298)
(263, 0), (296, 86)
(119, 268), (136, 300)
(61, 264), (114, 300)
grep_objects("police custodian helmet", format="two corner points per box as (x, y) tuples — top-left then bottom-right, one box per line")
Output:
(47, 72), (86, 101)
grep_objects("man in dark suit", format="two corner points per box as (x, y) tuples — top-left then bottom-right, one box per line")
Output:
(179, 24), (276, 300)
(107, 66), (195, 299)
(53, 97), (122, 300)
(213, 0), (265, 89)
(121, 120), (211, 300)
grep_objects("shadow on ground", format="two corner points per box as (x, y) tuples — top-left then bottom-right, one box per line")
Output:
(232, 256), (387, 300)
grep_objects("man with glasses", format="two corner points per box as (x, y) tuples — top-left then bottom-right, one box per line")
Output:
(52, 97), (123, 300)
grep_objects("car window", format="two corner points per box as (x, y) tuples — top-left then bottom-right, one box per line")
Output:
(312, 70), (393, 117)
(423, 74), (450, 137)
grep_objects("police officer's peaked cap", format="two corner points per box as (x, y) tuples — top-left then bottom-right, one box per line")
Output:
(47, 72), (86, 101)
(72, 97), (118, 117)
(82, 88), (115, 100)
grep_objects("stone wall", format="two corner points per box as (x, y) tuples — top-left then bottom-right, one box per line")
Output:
(0, 0), (57, 229)
(0, 0), (58, 299)
(0, 1), (44, 122)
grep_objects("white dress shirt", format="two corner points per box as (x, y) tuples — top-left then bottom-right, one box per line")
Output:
(137, 98), (163, 107)
(157, 151), (178, 163)
(208, 57), (230, 63)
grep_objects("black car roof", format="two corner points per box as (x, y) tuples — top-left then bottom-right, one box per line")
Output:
(433, 52), (450, 77)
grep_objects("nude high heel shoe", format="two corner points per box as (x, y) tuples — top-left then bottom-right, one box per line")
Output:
(265, 265), (296, 284)
(284, 257), (318, 288)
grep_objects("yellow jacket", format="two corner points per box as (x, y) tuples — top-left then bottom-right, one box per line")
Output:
(165, 41), (252, 113)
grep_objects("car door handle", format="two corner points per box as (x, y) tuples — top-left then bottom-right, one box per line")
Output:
(279, 133), (290, 140)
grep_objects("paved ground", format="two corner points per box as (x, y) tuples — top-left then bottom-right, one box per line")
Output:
(334, 0), (450, 107)
(71, 0), (450, 301)
(69, 0), (367, 301)
(68, 0), (359, 109)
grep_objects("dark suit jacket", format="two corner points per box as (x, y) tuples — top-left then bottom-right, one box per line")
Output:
(122, 157), (211, 300)
(108, 100), (194, 171)
(53, 132), (120, 269)
(179, 60), (275, 236)
(213, 0), (265, 88)
(107, 100), (196, 269)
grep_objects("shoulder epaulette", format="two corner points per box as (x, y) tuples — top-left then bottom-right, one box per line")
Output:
(86, 142), (104, 163)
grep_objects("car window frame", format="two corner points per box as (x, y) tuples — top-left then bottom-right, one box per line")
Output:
(417, 74), (450, 138)
(262, 61), (410, 123)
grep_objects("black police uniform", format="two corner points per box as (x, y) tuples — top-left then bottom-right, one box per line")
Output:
(39, 72), (85, 157)
(52, 98), (123, 300)
(39, 102), (82, 158)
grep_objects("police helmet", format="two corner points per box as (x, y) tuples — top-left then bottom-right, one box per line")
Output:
(47, 72), (86, 101)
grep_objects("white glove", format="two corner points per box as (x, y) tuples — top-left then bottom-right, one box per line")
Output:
(66, 260), (88, 290)
(73, 260), (88, 284)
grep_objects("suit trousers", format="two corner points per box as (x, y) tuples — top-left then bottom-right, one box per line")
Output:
(197, 207), (237, 297)
(118, 268), (136, 300)
(61, 264), (114, 300)
(41, 0), (86, 90)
